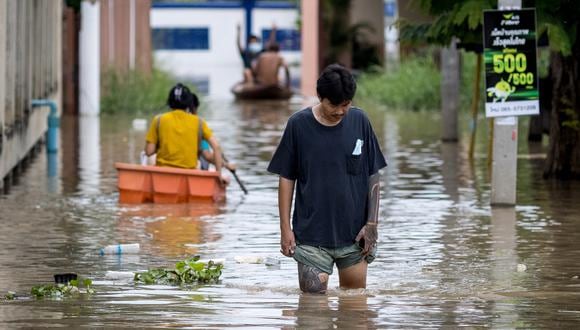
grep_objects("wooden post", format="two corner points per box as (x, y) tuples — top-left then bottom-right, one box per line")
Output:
(468, 53), (482, 159)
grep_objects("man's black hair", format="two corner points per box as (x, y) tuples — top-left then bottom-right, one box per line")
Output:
(267, 42), (280, 52)
(316, 64), (356, 105)
(167, 83), (194, 111)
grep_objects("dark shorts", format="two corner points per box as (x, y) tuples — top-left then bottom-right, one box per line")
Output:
(293, 242), (377, 275)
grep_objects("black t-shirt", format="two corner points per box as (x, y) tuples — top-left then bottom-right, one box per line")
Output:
(268, 107), (387, 248)
(240, 49), (262, 69)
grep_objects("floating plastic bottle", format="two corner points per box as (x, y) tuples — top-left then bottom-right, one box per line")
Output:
(99, 243), (140, 256)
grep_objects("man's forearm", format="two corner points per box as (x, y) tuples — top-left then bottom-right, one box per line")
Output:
(367, 173), (380, 224)
(279, 177), (295, 230)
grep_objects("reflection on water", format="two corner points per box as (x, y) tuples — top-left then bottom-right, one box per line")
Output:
(1, 100), (580, 328)
(78, 115), (101, 195)
(117, 203), (223, 258)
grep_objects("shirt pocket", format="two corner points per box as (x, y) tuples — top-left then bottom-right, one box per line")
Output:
(346, 154), (362, 175)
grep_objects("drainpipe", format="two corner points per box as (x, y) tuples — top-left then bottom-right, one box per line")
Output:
(31, 99), (59, 153)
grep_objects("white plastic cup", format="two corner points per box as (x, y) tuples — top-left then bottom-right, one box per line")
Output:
(140, 151), (148, 166)
(99, 243), (140, 256)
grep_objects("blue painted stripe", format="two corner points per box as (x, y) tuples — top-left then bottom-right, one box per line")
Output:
(152, 28), (210, 50)
(255, 1), (297, 9)
(152, 1), (297, 9)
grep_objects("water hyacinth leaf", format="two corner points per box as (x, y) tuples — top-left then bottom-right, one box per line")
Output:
(29, 277), (95, 299)
(134, 257), (224, 286)
(190, 262), (204, 272)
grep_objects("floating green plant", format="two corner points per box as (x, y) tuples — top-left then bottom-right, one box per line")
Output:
(30, 278), (95, 299)
(134, 256), (223, 285)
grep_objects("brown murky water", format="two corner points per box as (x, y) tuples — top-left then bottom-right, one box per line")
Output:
(1, 99), (579, 328)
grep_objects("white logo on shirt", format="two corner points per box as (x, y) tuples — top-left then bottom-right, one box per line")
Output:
(352, 139), (363, 155)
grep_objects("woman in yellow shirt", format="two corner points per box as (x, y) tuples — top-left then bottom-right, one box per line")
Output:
(144, 83), (224, 182)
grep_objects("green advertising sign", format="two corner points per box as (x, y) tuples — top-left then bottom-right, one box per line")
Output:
(483, 9), (539, 117)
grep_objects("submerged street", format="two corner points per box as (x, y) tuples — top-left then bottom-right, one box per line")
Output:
(1, 99), (579, 328)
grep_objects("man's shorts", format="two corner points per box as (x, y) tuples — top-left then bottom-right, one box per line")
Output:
(293, 242), (377, 275)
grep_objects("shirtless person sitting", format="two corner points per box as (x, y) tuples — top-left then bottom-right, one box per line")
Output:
(253, 43), (290, 88)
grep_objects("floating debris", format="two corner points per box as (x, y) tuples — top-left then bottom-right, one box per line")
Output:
(99, 243), (140, 256)
(134, 256), (223, 285)
(31, 279), (95, 299)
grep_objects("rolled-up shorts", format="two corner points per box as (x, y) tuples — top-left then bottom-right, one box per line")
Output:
(293, 242), (377, 275)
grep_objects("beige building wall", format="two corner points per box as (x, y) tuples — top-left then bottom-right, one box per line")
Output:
(0, 0), (62, 187)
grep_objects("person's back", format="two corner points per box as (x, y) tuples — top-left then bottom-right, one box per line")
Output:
(144, 83), (213, 169)
(254, 43), (289, 87)
(149, 110), (210, 169)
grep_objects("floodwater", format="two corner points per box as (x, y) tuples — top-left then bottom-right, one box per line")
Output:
(1, 99), (580, 328)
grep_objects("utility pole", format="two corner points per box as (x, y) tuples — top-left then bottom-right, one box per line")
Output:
(490, 0), (521, 206)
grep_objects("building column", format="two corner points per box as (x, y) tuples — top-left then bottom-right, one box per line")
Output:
(79, 0), (100, 116)
(300, 0), (320, 97)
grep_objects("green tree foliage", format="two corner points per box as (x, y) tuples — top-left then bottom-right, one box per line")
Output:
(65, 0), (81, 12)
(402, 0), (580, 179)
(400, 0), (579, 55)
(399, 0), (494, 52)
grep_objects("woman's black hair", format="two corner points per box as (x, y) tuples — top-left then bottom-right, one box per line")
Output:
(316, 64), (357, 105)
(190, 92), (200, 113)
(167, 83), (194, 111)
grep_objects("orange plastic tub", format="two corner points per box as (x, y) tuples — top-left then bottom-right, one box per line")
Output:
(115, 162), (225, 203)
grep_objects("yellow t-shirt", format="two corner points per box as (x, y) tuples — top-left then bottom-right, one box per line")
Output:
(145, 110), (213, 169)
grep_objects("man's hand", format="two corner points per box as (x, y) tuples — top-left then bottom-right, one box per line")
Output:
(280, 227), (296, 257)
(355, 222), (377, 256)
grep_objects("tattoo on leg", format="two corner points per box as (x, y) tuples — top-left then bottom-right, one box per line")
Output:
(298, 263), (329, 294)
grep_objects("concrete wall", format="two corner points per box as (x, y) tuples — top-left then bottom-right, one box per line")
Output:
(0, 0), (62, 187)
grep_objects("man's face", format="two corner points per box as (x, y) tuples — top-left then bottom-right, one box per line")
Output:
(319, 98), (351, 124)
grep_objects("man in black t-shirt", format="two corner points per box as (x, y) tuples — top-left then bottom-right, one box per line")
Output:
(268, 64), (387, 293)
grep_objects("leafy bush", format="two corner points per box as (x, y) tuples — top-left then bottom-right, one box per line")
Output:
(356, 56), (441, 111)
(356, 50), (485, 112)
(101, 67), (178, 115)
(134, 256), (223, 285)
